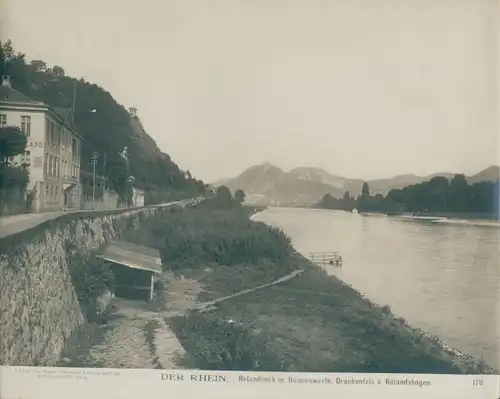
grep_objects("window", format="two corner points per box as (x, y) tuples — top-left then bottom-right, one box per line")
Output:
(49, 121), (55, 144)
(45, 185), (49, 204)
(21, 115), (31, 136)
(44, 154), (49, 175)
(56, 125), (61, 147)
(45, 118), (50, 142)
(21, 151), (30, 166)
(53, 156), (57, 177)
(0, 114), (6, 127)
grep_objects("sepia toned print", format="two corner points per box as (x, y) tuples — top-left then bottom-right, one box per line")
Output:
(0, 0), (498, 398)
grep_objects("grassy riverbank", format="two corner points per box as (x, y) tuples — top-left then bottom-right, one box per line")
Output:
(169, 264), (494, 374)
(124, 201), (494, 374)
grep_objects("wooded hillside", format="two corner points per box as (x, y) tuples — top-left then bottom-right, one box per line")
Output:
(0, 40), (206, 204)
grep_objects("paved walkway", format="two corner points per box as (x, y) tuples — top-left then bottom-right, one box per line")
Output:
(0, 200), (190, 240)
(0, 211), (75, 239)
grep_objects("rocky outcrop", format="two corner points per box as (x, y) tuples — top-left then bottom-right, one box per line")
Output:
(0, 204), (185, 366)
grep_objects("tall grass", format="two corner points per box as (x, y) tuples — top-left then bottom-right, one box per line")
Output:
(122, 208), (293, 270)
(170, 314), (287, 371)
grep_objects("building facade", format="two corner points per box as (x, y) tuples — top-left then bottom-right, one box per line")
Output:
(0, 75), (83, 212)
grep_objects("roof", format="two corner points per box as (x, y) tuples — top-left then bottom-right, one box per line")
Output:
(52, 106), (74, 127)
(98, 240), (162, 274)
(0, 78), (83, 138)
(0, 82), (44, 106)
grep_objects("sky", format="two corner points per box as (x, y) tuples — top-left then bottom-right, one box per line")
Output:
(2, 0), (498, 182)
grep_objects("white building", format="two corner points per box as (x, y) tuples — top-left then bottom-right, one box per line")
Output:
(0, 75), (83, 212)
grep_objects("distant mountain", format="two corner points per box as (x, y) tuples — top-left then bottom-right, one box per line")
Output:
(219, 163), (346, 206)
(467, 165), (500, 184)
(347, 172), (454, 197)
(214, 164), (499, 206)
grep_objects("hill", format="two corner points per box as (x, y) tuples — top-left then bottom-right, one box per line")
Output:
(221, 163), (346, 206)
(0, 40), (206, 203)
(467, 165), (500, 185)
(216, 163), (498, 206)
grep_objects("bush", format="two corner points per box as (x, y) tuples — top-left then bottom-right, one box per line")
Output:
(69, 255), (115, 307)
(154, 209), (292, 269)
(117, 206), (293, 272)
(169, 314), (287, 371)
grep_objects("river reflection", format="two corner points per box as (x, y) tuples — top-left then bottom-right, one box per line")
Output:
(253, 207), (500, 369)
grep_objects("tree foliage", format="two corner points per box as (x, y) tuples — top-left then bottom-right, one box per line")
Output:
(319, 191), (356, 212)
(316, 175), (499, 217)
(0, 126), (27, 162)
(0, 125), (28, 189)
(0, 124), (28, 213)
(234, 188), (246, 204)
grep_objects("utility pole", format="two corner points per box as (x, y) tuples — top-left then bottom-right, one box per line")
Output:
(119, 147), (130, 207)
(90, 151), (98, 210)
(102, 151), (107, 189)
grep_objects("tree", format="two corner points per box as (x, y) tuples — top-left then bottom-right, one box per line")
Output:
(0, 126), (27, 163)
(357, 182), (371, 212)
(30, 60), (47, 72)
(234, 188), (246, 204)
(361, 182), (370, 197)
(216, 185), (233, 201)
(315, 174), (498, 217)
(448, 174), (470, 213)
(53, 65), (65, 77)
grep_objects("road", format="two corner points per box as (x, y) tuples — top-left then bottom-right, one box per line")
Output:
(0, 199), (195, 240)
(0, 211), (76, 239)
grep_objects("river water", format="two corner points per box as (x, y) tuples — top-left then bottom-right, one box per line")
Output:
(253, 207), (500, 369)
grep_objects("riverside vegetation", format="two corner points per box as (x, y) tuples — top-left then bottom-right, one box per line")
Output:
(317, 175), (499, 218)
(122, 189), (495, 374)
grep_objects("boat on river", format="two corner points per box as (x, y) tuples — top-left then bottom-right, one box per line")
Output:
(397, 214), (448, 222)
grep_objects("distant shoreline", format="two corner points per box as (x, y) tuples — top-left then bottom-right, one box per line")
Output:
(305, 205), (500, 222)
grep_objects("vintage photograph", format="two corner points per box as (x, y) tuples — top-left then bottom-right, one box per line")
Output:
(0, 0), (498, 383)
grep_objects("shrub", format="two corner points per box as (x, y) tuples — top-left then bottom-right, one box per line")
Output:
(170, 314), (287, 371)
(154, 209), (292, 269)
(69, 255), (115, 308)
